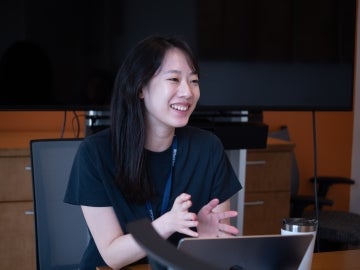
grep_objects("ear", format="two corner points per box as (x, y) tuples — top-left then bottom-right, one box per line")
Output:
(139, 88), (144, 99)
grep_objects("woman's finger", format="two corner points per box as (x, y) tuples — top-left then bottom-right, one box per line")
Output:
(200, 198), (220, 215)
(218, 223), (239, 236)
(215, 210), (238, 221)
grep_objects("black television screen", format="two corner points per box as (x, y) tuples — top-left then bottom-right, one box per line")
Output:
(0, 0), (356, 111)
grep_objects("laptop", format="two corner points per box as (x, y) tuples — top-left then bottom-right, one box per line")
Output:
(177, 234), (313, 270)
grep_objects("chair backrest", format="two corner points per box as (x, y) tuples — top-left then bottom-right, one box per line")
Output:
(30, 139), (89, 270)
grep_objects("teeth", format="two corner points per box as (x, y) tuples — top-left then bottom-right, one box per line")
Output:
(171, 104), (189, 111)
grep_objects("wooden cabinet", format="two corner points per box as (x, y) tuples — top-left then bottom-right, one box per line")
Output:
(0, 149), (36, 270)
(243, 137), (294, 235)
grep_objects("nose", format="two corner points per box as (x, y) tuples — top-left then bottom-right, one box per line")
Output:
(178, 80), (193, 98)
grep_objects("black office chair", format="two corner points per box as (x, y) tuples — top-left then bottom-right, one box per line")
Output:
(269, 126), (360, 251)
(30, 139), (89, 270)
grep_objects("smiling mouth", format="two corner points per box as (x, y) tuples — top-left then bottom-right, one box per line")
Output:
(170, 104), (189, 111)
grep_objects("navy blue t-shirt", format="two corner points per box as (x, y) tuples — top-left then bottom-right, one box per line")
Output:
(64, 126), (242, 269)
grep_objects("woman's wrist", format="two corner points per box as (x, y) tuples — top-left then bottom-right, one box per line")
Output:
(151, 212), (174, 239)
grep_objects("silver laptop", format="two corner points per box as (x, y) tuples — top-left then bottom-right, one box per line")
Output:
(177, 234), (313, 270)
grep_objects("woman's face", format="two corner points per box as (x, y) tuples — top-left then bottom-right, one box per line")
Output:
(140, 48), (200, 130)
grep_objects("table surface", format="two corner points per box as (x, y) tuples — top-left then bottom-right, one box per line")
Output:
(96, 248), (360, 270)
(311, 249), (360, 270)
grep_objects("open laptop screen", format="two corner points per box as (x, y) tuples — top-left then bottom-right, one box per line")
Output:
(177, 234), (313, 270)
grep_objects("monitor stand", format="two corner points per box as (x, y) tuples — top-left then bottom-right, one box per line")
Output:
(85, 110), (110, 136)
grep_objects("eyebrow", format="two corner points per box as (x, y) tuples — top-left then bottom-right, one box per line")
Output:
(163, 70), (198, 76)
(164, 69), (180, 75)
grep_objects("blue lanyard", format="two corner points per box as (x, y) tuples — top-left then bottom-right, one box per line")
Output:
(146, 136), (178, 221)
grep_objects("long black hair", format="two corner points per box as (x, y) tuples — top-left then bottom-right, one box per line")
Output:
(110, 35), (199, 204)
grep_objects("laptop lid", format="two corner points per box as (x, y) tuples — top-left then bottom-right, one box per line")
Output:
(177, 234), (313, 270)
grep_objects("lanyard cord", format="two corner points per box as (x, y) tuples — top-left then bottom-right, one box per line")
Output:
(146, 136), (178, 221)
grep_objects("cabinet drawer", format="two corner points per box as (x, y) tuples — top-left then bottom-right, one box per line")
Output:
(0, 201), (36, 270)
(244, 192), (290, 235)
(243, 191), (290, 235)
(0, 149), (32, 201)
(246, 151), (292, 192)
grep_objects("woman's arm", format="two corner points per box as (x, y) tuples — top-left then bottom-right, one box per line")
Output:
(81, 193), (199, 269)
(82, 206), (146, 269)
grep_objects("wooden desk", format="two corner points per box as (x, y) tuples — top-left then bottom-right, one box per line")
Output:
(312, 249), (360, 270)
(97, 249), (360, 270)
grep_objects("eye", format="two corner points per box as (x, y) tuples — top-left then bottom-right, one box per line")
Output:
(191, 79), (199, 85)
(167, 77), (179, 82)
(190, 76), (199, 85)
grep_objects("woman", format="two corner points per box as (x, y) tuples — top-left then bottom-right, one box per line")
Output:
(64, 35), (242, 269)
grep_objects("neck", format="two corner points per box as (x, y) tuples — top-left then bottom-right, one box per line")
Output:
(145, 129), (175, 152)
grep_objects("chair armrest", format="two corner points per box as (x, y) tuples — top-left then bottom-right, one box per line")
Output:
(291, 194), (333, 217)
(310, 177), (355, 197)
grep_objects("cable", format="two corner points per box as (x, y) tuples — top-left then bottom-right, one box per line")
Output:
(311, 110), (320, 252)
(60, 110), (84, 138)
(60, 110), (67, 138)
(72, 111), (80, 138)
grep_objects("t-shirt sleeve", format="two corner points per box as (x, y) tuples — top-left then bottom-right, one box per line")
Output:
(64, 139), (112, 207)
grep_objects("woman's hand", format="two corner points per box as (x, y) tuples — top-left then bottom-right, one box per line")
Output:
(196, 198), (239, 238)
(154, 193), (199, 238)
